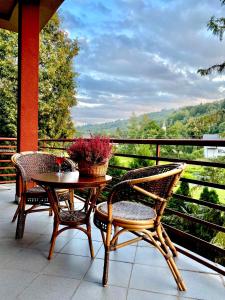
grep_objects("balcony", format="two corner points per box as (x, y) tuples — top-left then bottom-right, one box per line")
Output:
(0, 183), (224, 299)
(0, 137), (225, 299)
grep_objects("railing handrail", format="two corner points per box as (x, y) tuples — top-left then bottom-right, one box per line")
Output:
(38, 137), (225, 146)
(0, 137), (17, 141)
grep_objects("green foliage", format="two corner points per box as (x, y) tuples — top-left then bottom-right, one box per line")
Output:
(166, 186), (224, 243)
(177, 182), (191, 197)
(0, 30), (18, 137)
(39, 15), (79, 138)
(166, 121), (187, 138)
(200, 165), (225, 185)
(0, 14), (78, 139)
(200, 187), (219, 203)
(168, 182), (191, 212)
(166, 100), (225, 139)
(120, 114), (164, 168)
(198, 0), (225, 75)
(108, 155), (126, 177)
(185, 110), (225, 138)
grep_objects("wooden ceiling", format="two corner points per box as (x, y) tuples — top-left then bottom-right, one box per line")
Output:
(0, 0), (64, 32)
(0, 0), (17, 20)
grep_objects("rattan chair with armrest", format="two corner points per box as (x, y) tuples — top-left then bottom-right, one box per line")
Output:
(11, 151), (77, 239)
(94, 163), (186, 291)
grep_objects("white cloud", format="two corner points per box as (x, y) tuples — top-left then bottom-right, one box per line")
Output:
(78, 101), (103, 108)
(60, 0), (225, 124)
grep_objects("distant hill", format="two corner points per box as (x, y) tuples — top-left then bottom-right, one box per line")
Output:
(77, 109), (174, 136)
(168, 99), (225, 125)
(76, 99), (225, 137)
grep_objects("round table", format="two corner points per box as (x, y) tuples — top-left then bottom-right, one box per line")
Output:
(32, 171), (112, 189)
(32, 171), (112, 218)
(32, 171), (112, 259)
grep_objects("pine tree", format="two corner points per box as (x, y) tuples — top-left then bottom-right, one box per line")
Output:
(200, 187), (211, 202)
(176, 181), (191, 197)
(200, 187), (219, 204)
(198, 0), (225, 75)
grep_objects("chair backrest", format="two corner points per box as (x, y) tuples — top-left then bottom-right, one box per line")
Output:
(111, 163), (185, 217)
(11, 151), (76, 183)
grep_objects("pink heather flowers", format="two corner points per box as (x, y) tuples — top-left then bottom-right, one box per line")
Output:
(68, 136), (113, 164)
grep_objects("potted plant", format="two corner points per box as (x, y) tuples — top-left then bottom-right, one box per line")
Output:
(67, 136), (113, 177)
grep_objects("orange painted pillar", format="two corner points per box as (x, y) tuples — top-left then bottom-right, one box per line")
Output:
(17, 0), (40, 152)
(16, 0), (40, 200)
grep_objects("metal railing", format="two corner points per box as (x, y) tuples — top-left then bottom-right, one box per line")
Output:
(0, 137), (17, 184)
(39, 137), (225, 275)
(1, 137), (224, 275)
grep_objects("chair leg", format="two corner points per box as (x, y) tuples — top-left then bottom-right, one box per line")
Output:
(102, 223), (112, 286)
(87, 224), (94, 258)
(113, 225), (119, 247)
(48, 221), (59, 260)
(161, 225), (178, 257)
(166, 256), (186, 291)
(12, 206), (19, 222)
(155, 227), (186, 291)
(15, 197), (26, 239)
(103, 246), (110, 286)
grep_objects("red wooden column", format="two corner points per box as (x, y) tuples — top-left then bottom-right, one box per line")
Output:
(16, 0), (40, 199)
(17, 0), (40, 152)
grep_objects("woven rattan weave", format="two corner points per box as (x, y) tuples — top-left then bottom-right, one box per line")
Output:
(11, 151), (77, 239)
(94, 163), (187, 291)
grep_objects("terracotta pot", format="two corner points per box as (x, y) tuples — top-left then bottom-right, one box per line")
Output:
(78, 160), (109, 177)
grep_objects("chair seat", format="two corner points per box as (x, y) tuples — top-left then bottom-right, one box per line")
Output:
(97, 201), (156, 224)
(59, 210), (87, 223)
(25, 186), (70, 205)
(25, 186), (68, 195)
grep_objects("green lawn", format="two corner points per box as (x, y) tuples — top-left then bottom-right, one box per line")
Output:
(190, 185), (225, 204)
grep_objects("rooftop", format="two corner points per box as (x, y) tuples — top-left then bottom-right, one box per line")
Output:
(0, 184), (224, 300)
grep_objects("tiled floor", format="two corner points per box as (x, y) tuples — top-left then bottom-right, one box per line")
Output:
(0, 184), (224, 300)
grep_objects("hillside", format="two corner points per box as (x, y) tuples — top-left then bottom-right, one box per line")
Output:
(77, 109), (174, 136)
(76, 99), (225, 137)
(168, 99), (225, 125)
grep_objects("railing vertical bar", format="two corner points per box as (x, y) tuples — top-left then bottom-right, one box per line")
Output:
(156, 144), (160, 165)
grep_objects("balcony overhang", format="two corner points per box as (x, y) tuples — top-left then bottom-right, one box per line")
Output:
(0, 0), (64, 32)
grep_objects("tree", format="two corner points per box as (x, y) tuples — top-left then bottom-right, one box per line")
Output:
(0, 30), (18, 137)
(0, 14), (79, 138)
(176, 181), (191, 197)
(198, 0), (225, 75)
(196, 187), (224, 241)
(200, 187), (219, 204)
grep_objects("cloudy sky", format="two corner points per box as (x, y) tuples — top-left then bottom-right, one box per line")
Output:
(59, 0), (225, 125)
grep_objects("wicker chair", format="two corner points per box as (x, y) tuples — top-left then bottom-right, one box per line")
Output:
(46, 186), (97, 260)
(11, 151), (77, 239)
(94, 163), (186, 291)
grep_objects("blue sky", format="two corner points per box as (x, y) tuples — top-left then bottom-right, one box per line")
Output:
(59, 0), (225, 125)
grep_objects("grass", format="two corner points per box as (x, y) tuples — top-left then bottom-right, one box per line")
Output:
(190, 185), (225, 204)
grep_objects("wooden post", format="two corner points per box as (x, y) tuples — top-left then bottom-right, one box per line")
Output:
(17, 0), (40, 152)
(156, 144), (160, 165)
(16, 0), (40, 200)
